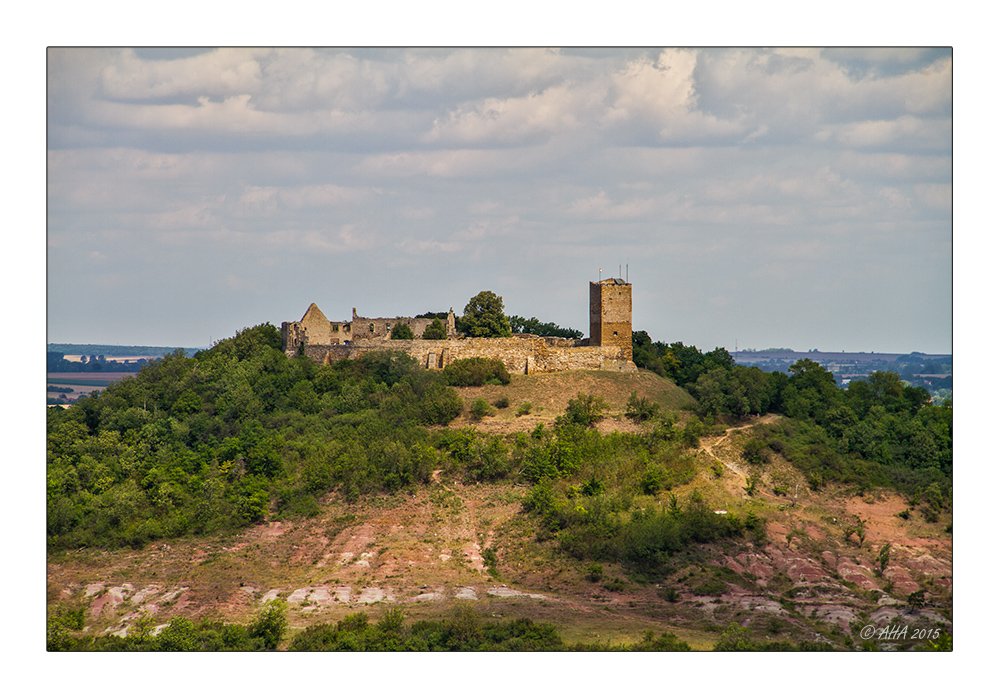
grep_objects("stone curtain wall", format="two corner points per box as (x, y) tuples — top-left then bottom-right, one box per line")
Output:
(349, 309), (457, 341)
(295, 335), (637, 375)
(350, 316), (437, 341)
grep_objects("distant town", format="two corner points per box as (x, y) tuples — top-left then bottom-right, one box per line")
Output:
(732, 349), (952, 402)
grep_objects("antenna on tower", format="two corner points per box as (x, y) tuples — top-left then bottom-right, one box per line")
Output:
(626, 262), (629, 283)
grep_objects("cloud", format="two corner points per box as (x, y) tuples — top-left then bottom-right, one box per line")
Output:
(45, 48), (952, 353)
(566, 190), (656, 220)
(423, 82), (596, 146)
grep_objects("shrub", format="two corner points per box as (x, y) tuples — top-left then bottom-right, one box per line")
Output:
(625, 392), (660, 422)
(639, 468), (663, 495)
(516, 402), (533, 417)
(493, 395), (510, 409)
(742, 438), (769, 465)
(443, 357), (511, 387)
(657, 586), (681, 603)
(558, 393), (608, 427)
(470, 397), (493, 421)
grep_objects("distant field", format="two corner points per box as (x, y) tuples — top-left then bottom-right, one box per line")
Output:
(48, 344), (201, 357)
(46, 372), (135, 400)
(48, 372), (135, 383)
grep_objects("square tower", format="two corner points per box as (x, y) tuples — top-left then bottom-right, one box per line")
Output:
(589, 279), (632, 361)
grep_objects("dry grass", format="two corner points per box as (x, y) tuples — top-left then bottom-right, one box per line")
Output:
(448, 369), (694, 432)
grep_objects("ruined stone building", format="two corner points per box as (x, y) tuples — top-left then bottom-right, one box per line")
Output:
(281, 279), (636, 375)
(282, 305), (456, 349)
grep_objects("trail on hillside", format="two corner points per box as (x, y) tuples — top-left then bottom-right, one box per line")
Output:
(698, 414), (779, 479)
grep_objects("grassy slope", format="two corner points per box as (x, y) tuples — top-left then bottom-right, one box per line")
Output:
(448, 369), (695, 430)
(46, 369), (952, 650)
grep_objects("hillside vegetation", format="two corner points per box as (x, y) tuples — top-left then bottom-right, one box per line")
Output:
(47, 324), (952, 651)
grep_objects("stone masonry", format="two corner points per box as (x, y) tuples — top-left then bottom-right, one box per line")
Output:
(282, 280), (637, 375)
(589, 278), (633, 363)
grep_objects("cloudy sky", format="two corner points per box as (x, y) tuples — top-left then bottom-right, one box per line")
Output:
(47, 47), (953, 354)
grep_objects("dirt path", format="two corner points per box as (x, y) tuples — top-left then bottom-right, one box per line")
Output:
(698, 414), (779, 479)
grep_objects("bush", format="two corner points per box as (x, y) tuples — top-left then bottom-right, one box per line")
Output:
(742, 438), (770, 465)
(516, 402), (533, 417)
(558, 393), (608, 427)
(443, 357), (512, 387)
(493, 395), (510, 409)
(470, 397), (494, 421)
(625, 392), (660, 422)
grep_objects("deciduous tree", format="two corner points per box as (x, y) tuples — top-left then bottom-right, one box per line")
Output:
(457, 291), (511, 338)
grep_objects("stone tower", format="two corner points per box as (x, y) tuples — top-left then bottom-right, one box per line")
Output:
(589, 278), (632, 362)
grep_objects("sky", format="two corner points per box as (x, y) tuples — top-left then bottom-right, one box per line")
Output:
(47, 46), (953, 354)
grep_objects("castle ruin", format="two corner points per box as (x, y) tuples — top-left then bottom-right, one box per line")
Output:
(281, 279), (636, 375)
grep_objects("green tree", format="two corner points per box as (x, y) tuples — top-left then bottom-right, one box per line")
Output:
(157, 616), (197, 651)
(421, 319), (448, 339)
(508, 315), (583, 339)
(248, 599), (288, 649)
(391, 322), (415, 340)
(714, 622), (757, 651)
(457, 291), (511, 338)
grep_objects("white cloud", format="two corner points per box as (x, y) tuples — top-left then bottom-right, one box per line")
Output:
(566, 190), (656, 220)
(46, 48), (953, 353)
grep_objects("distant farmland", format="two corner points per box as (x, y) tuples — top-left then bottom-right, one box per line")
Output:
(46, 372), (135, 402)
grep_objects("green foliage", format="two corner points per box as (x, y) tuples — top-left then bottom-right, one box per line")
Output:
(442, 357), (512, 387)
(515, 402), (533, 417)
(631, 630), (691, 651)
(456, 291), (512, 338)
(625, 392), (660, 422)
(508, 315), (583, 339)
(291, 608), (566, 651)
(741, 438), (769, 465)
(558, 392), (608, 428)
(46, 329), (464, 551)
(247, 600), (288, 649)
(421, 318), (448, 340)
(390, 322), (415, 340)
(493, 395), (510, 409)
(714, 623), (757, 651)
(877, 542), (892, 577)
(469, 397), (494, 421)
